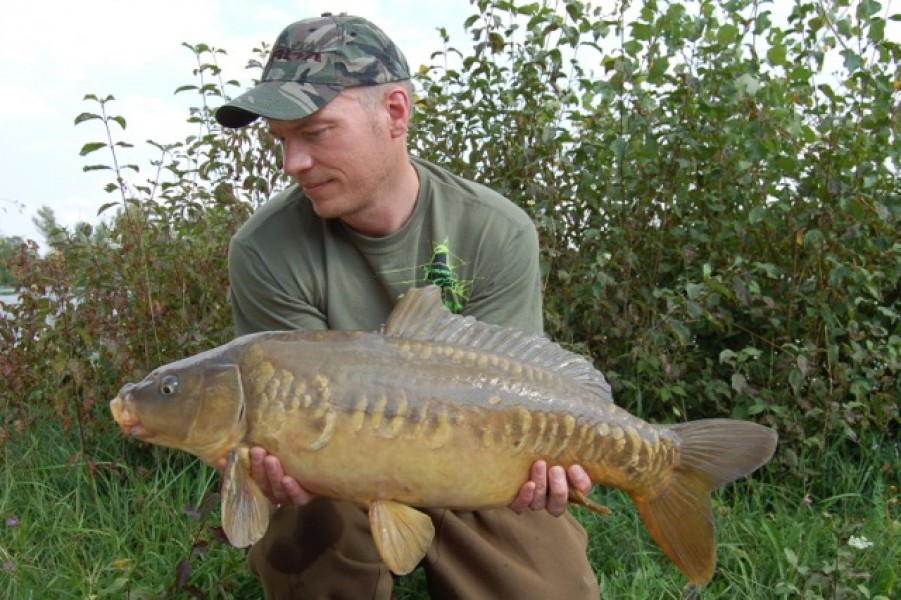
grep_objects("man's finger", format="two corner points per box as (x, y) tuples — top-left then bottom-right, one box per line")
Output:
(528, 460), (548, 510)
(282, 476), (314, 506)
(567, 464), (591, 494)
(250, 447), (270, 494)
(509, 481), (537, 514)
(545, 465), (569, 517)
(264, 455), (287, 502)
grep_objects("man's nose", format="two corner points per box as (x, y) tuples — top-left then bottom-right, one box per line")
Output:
(282, 139), (313, 175)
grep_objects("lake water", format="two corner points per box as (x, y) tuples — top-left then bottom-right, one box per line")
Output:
(0, 290), (18, 317)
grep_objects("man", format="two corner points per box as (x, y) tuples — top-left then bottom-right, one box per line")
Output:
(215, 13), (599, 599)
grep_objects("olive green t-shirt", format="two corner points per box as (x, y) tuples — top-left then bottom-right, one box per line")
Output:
(228, 157), (542, 336)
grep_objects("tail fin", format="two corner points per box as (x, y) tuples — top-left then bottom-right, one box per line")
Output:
(632, 419), (777, 586)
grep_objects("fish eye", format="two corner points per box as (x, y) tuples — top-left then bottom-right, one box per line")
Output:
(159, 374), (179, 397)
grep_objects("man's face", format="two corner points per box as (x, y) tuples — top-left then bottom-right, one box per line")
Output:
(266, 89), (400, 228)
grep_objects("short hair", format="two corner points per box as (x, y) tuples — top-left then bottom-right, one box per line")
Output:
(348, 80), (415, 122)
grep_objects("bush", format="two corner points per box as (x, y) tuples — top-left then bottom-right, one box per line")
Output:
(408, 0), (900, 452)
(0, 45), (276, 446)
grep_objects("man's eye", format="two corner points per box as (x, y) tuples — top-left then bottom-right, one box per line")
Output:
(159, 375), (179, 397)
(305, 127), (329, 139)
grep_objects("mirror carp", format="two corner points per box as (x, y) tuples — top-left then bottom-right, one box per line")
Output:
(110, 285), (777, 585)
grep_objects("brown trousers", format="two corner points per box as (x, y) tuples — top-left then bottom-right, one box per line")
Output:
(247, 498), (599, 599)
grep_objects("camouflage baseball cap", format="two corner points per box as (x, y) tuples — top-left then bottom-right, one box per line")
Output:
(215, 13), (411, 128)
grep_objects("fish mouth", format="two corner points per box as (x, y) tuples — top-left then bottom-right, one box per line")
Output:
(109, 395), (146, 438)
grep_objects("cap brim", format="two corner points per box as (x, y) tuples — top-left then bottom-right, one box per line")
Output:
(215, 81), (344, 128)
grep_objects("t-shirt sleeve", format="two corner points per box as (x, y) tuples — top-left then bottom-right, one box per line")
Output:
(463, 219), (544, 335)
(228, 237), (327, 336)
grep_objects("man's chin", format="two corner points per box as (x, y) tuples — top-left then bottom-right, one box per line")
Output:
(309, 200), (344, 220)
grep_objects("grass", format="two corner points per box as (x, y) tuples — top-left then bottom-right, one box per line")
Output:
(0, 414), (257, 598)
(1, 412), (897, 599)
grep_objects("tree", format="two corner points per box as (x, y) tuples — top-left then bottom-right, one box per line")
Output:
(31, 206), (67, 251)
(0, 235), (24, 287)
(32, 205), (114, 251)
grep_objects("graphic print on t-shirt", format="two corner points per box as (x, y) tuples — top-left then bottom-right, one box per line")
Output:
(422, 239), (472, 314)
(377, 238), (473, 314)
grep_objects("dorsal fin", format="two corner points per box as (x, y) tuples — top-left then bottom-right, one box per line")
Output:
(383, 286), (612, 403)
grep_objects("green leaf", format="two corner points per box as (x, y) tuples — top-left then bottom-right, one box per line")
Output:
(79, 142), (107, 156)
(788, 367), (803, 395)
(648, 57), (668, 83)
(754, 262), (781, 278)
(836, 18), (853, 37)
(97, 202), (119, 215)
(767, 44), (787, 66)
(731, 373), (749, 394)
(754, 10), (773, 34)
(686, 282), (705, 300)
(705, 278), (734, 301)
(488, 32), (505, 53)
(735, 73), (761, 95)
(623, 40), (643, 56)
(857, 0), (882, 19)
(669, 319), (691, 345)
(774, 154), (798, 171)
(565, 2), (582, 20)
(73, 112), (101, 125)
(841, 49), (862, 71)
(803, 229), (824, 247)
(631, 23), (652, 41)
(868, 17), (886, 42)
(718, 24), (739, 44)
(738, 347), (761, 362)
(719, 349), (738, 366)
(749, 206), (766, 224)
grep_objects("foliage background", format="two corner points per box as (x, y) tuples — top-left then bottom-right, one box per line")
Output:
(1, 0), (898, 597)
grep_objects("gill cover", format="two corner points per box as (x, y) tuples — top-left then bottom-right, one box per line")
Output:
(186, 361), (246, 461)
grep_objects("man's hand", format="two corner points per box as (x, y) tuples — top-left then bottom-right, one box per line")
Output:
(216, 447), (314, 507)
(509, 461), (591, 517)
(248, 447), (314, 506)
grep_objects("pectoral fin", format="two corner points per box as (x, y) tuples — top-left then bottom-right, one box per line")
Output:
(221, 447), (273, 548)
(369, 500), (435, 575)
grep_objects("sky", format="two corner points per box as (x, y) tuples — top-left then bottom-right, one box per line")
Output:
(0, 0), (470, 245)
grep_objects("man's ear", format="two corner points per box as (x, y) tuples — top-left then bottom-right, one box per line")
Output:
(385, 86), (412, 138)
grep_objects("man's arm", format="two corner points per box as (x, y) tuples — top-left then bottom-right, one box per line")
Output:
(229, 237), (327, 335)
(463, 219), (544, 333)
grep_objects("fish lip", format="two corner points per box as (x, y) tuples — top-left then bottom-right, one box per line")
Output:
(109, 394), (145, 438)
(124, 423), (147, 437)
